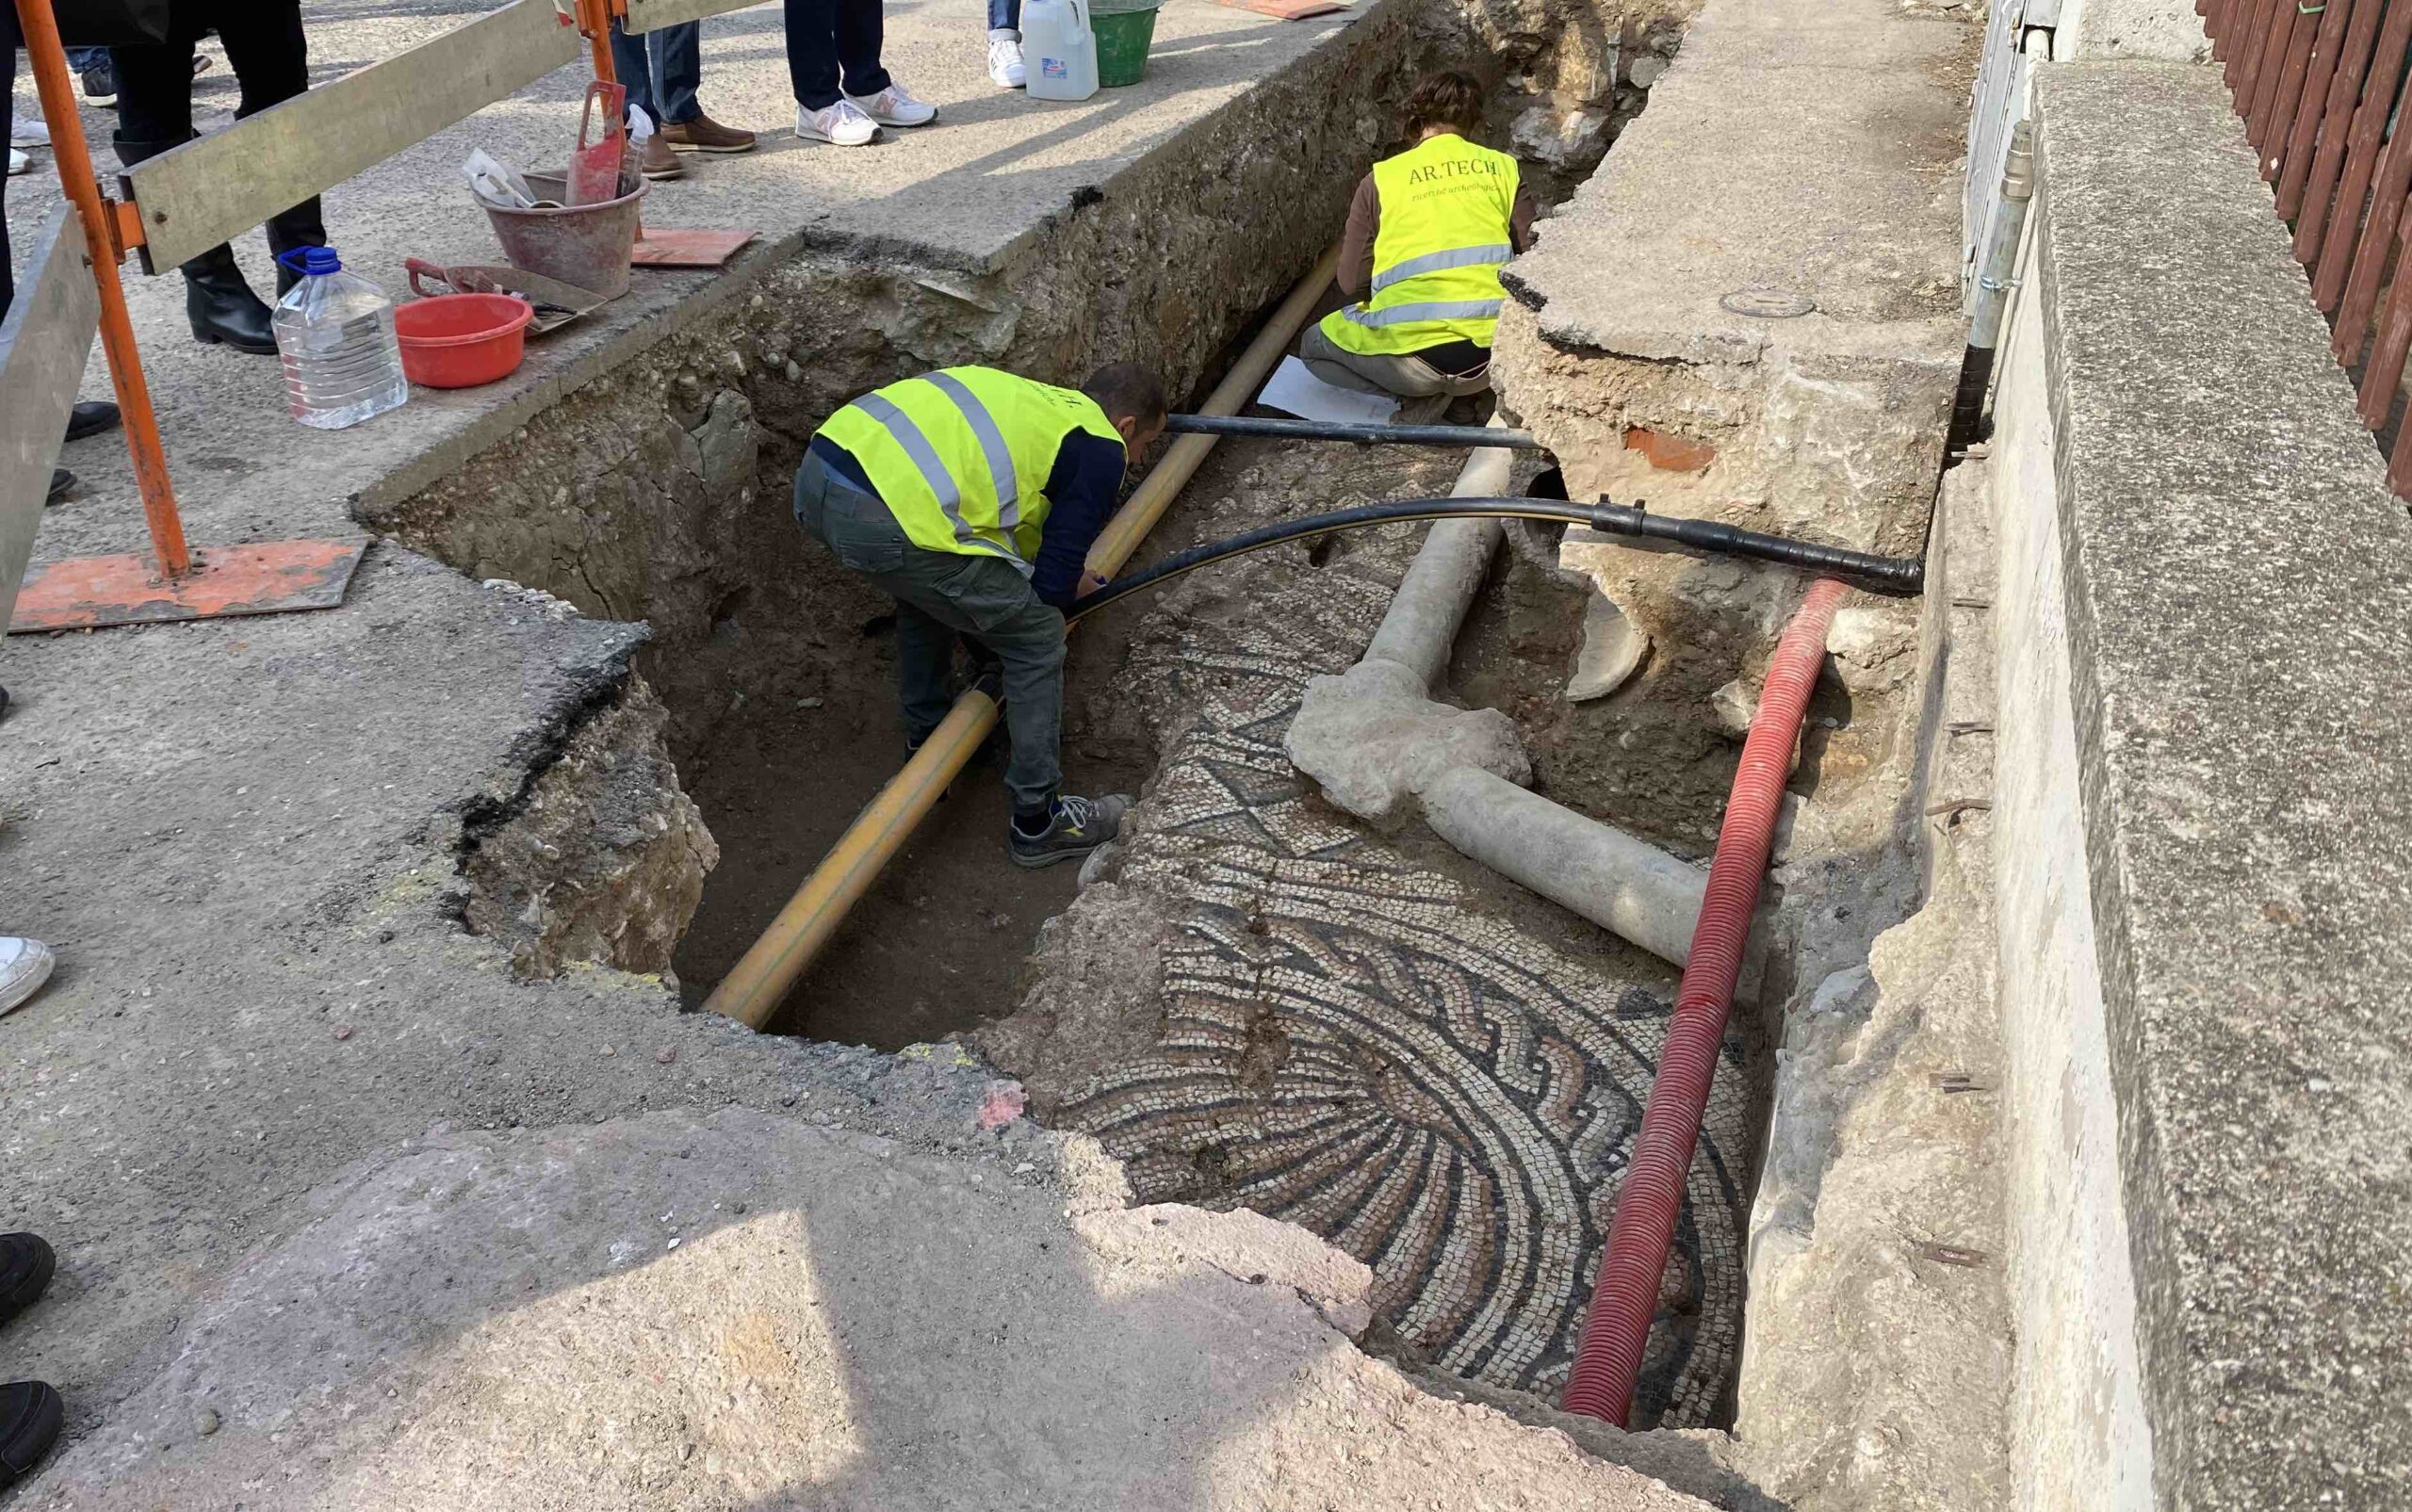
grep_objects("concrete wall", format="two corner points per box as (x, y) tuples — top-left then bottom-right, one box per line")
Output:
(2049, 0), (2208, 61)
(1988, 250), (2157, 1512)
(1984, 58), (2412, 1512)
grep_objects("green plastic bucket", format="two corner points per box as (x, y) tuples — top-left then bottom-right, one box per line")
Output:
(1092, 2), (1160, 88)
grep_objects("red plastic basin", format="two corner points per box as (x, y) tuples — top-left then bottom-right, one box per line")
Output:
(394, 292), (532, 388)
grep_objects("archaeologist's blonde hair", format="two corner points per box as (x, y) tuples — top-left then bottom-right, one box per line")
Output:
(1403, 69), (1486, 138)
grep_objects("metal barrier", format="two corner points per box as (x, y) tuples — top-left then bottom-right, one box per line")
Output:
(3, 0), (767, 635)
(2198, 0), (2412, 496)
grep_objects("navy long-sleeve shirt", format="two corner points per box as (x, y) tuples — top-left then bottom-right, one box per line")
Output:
(810, 431), (1127, 610)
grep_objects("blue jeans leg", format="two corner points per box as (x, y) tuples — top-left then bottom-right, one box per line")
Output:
(794, 453), (1066, 809)
(608, 20), (660, 125)
(649, 23), (702, 123)
(988, 0), (1019, 30)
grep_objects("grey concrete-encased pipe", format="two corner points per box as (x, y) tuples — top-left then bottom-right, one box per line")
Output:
(1421, 766), (1707, 967)
(1361, 447), (1516, 687)
(1285, 428), (1711, 970)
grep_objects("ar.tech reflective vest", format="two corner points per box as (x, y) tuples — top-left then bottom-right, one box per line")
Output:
(817, 366), (1125, 571)
(1318, 133), (1520, 358)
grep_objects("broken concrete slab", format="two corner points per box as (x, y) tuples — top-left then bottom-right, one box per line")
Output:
(1493, 0), (1970, 651)
(24, 1109), (1720, 1511)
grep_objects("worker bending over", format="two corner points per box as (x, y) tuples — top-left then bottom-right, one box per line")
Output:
(1300, 70), (1536, 403)
(796, 364), (1166, 868)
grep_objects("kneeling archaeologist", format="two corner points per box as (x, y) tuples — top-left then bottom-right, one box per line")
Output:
(796, 363), (1167, 868)
(1300, 69), (1535, 403)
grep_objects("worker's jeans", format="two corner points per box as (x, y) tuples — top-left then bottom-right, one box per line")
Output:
(611, 20), (702, 127)
(990, 0), (1019, 31)
(794, 453), (1066, 813)
(1298, 323), (1494, 399)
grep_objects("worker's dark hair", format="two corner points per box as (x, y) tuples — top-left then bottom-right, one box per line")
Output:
(1083, 362), (1167, 429)
(1403, 69), (1486, 137)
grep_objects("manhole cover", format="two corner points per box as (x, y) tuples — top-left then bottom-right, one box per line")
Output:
(1719, 288), (1817, 319)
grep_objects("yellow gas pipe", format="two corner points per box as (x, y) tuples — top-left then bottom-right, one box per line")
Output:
(702, 247), (1343, 1029)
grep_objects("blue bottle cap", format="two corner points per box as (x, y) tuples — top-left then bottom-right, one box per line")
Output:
(277, 246), (343, 277)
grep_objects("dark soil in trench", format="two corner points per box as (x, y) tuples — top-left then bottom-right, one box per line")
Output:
(671, 612), (1154, 1049)
(671, 415), (1429, 1049)
(1449, 541), (1873, 861)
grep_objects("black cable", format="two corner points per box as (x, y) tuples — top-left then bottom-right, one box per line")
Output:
(1070, 496), (1922, 622)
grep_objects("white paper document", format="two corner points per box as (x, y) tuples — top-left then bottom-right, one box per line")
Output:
(1255, 355), (1400, 427)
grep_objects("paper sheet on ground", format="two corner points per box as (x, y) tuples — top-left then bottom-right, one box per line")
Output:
(1256, 355), (1399, 426)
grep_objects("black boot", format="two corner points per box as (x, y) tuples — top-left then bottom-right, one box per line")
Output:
(63, 400), (119, 443)
(117, 135), (277, 354)
(269, 197), (328, 299)
(182, 243), (277, 355)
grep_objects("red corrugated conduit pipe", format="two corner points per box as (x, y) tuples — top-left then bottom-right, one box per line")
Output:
(1561, 577), (1850, 1426)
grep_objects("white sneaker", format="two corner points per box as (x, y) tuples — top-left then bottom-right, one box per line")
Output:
(988, 32), (1027, 89)
(6, 148), (27, 178)
(796, 97), (879, 147)
(9, 116), (48, 148)
(846, 80), (937, 127)
(0, 937), (56, 1017)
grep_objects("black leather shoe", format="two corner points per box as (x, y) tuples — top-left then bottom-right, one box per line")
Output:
(183, 245), (277, 355)
(44, 469), (73, 505)
(62, 400), (118, 443)
(0, 1380), (62, 1488)
(0, 1233), (53, 1328)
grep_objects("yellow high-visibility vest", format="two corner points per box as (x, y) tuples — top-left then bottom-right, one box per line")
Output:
(1318, 133), (1520, 358)
(818, 366), (1125, 570)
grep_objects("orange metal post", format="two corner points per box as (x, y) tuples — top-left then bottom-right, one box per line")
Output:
(14, 0), (190, 577)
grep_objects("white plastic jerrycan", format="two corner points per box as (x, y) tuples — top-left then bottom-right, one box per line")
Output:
(1023, 0), (1099, 101)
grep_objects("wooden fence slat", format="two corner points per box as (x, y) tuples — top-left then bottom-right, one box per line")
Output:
(2233, 0), (2287, 96)
(2281, 0), (2381, 224)
(122, 0), (579, 272)
(2386, 387), (2412, 493)
(2355, 198), (2412, 422)
(2312, 0), (2412, 308)
(2246, 0), (2307, 143)
(2333, 124), (2412, 358)
(2259, 0), (2334, 174)
(0, 206), (101, 641)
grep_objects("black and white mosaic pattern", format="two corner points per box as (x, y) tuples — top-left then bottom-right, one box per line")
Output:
(1058, 545), (1749, 1426)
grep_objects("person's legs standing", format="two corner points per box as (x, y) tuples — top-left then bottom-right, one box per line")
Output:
(609, 19), (661, 124)
(986, 0), (1024, 89)
(784, 0), (843, 111)
(651, 23), (702, 124)
(113, 24), (280, 352)
(212, 0), (323, 283)
(834, 0), (890, 104)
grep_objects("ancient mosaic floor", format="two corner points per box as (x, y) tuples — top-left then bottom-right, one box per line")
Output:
(1016, 475), (1752, 1427)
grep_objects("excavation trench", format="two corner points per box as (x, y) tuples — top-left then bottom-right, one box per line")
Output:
(363, 0), (1934, 1434)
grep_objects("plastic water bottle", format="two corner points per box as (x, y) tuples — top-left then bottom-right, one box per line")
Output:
(273, 247), (408, 431)
(1023, 0), (1099, 101)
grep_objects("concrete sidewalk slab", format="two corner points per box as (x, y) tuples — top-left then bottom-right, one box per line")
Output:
(22, 1108), (1720, 1510)
(6, 0), (1363, 569)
